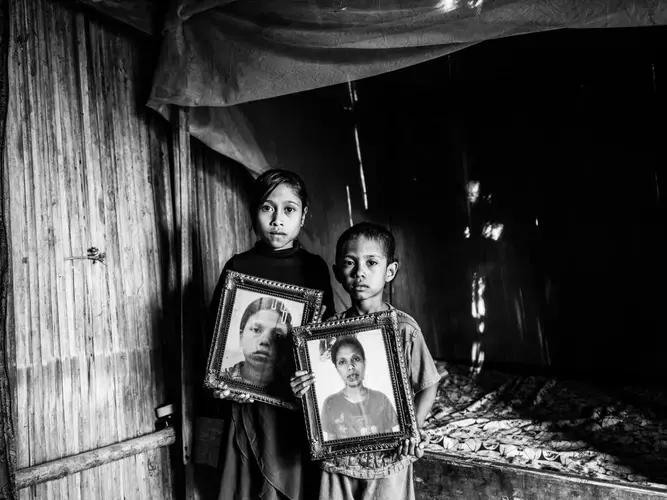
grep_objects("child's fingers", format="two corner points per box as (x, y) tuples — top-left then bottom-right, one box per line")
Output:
(316, 305), (327, 323)
(415, 442), (425, 459)
(290, 372), (315, 396)
(408, 437), (417, 456)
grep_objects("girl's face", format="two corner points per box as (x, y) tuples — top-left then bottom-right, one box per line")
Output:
(334, 345), (366, 388)
(255, 183), (306, 251)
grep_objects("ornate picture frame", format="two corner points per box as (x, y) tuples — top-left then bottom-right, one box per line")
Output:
(292, 309), (419, 460)
(204, 270), (323, 410)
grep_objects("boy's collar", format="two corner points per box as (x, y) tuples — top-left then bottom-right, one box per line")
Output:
(342, 302), (393, 318)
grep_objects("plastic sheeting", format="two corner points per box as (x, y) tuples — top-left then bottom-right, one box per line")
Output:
(146, 0), (667, 168)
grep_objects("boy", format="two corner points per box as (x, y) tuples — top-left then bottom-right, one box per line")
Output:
(291, 222), (442, 500)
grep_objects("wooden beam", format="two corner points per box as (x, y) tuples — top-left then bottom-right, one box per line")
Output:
(72, 0), (159, 35)
(415, 452), (667, 500)
(15, 428), (176, 490)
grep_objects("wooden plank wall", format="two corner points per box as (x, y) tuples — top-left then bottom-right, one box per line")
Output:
(7, 0), (177, 498)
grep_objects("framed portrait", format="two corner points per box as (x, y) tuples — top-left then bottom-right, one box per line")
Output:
(292, 309), (419, 460)
(204, 270), (324, 410)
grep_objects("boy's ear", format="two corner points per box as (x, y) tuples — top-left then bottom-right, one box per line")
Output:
(385, 261), (398, 283)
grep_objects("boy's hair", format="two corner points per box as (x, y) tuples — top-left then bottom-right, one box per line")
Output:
(335, 222), (396, 264)
(330, 336), (366, 366)
(250, 169), (309, 227)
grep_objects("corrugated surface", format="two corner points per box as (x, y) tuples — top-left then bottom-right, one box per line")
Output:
(7, 0), (176, 498)
(189, 137), (254, 376)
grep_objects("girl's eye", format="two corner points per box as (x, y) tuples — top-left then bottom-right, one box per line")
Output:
(284, 206), (296, 214)
(352, 355), (362, 363)
(343, 260), (354, 267)
(337, 359), (346, 366)
(251, 326), (262, 334)
(260, 205), (273, 212)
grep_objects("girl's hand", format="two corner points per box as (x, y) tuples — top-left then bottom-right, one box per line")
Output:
(290, 370), (315, 397)
(399, 429), (429, 458)
(213, 383), (254, 403)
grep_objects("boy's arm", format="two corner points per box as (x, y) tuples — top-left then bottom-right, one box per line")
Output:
(414, 383), (438, 427)
(399, 383), (439, 458)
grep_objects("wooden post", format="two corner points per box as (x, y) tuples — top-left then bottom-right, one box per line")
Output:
(15, 428), (176, 490)
(172, 106), (195, 499)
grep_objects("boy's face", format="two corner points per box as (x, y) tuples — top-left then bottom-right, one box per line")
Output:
(334, 236), (397, 304)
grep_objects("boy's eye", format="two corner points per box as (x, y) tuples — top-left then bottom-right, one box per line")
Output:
(368, 260), (378, 266)
(343, 260), (354, 267)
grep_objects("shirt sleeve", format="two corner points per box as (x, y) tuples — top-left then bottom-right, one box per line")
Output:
(408, 325), (442, 394)
(321, 396), (333, 434)
(382, 393), (399, 431)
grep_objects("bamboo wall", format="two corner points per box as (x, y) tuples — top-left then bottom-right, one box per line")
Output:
(7, 0), (178, 498)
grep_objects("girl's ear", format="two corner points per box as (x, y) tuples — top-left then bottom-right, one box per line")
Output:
(300, 207), (308, 227)
(385, 261), (399, 283)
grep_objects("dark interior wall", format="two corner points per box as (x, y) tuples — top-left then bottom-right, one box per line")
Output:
(347, 26), (667, 385)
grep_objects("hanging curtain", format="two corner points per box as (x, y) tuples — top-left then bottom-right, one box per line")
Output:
(146, 0), (667, 166)
(0, 1), (17, 498)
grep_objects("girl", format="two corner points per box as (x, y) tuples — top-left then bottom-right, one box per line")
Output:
(208, 169), (335, 500)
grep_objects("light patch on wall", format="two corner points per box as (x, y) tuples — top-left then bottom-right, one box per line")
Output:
(471, 274), (486, 319)
(345, 185), (354, 227)
(464, 226), (470, 239)
(470, 273), (486, 376)
(467, 180), (480, 204)
(436, 0), (459, 13)
(482, 222), (504, 241)
(353, 124), (369, 210)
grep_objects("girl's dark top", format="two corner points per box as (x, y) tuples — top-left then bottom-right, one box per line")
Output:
(209, 240), (336, 323)
(206, 241), (335, 500)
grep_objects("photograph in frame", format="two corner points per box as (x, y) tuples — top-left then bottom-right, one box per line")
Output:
(292, 309), (419, 460)
(204, 270), (324, 410)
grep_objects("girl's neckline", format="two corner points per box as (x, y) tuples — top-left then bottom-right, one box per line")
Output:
(254, 240), (302, 257)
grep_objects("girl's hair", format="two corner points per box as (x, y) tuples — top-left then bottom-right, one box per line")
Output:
(239, 297), (293, 333)
(330, 336), (366, 366)
(250, 169), (309, 228)
(335, 222), (396, 264)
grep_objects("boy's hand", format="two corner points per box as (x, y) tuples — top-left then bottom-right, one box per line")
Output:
(291, 370), (315, 397)
(213, 383), (254, 403)
(399, 430), (430, 458)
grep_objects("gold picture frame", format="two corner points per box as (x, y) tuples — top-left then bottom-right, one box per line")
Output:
(292, 309), (419, 460)
(204, 270), (323, 410)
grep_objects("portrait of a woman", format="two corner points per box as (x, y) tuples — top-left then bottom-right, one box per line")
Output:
(221, 296), (293, 387)
(320, 335), (399, 441)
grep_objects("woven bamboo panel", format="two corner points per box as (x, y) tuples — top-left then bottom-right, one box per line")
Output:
(7, 0), (175, 498)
